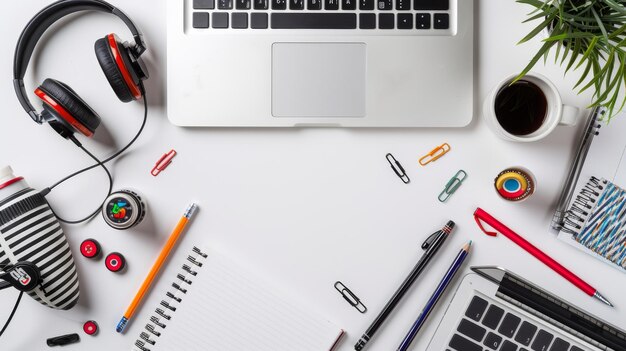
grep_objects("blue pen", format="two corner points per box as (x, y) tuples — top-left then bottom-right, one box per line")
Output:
(396, 241), (472, 351)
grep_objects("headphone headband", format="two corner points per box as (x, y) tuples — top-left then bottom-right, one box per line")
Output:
(13, 0), (146, 122)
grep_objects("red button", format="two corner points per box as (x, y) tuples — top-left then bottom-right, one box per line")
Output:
(80, 239), (101, 259)
(83, 320), (98, 335)
(105, 252), (126, 272)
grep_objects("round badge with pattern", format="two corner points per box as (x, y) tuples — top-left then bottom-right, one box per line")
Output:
(494, 168), (535, 202)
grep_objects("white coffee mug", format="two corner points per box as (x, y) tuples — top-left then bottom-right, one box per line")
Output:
(483, 72), (579, 142)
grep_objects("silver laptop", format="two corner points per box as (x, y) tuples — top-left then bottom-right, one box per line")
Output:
(166, 0), (474, 127)
(428, 266), (626, 351)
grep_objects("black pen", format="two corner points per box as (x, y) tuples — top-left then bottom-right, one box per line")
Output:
(354, 221), (455, 351)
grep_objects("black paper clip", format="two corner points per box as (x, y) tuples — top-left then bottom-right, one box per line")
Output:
(334, 281), (367, 313)
(386, 153), (410, 184)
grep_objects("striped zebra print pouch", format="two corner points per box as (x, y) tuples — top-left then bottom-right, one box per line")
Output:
(0, 188), (79, 310)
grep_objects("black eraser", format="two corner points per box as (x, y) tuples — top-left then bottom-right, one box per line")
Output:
(46, 333), (80, 347)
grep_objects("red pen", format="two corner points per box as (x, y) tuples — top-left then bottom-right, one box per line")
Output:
(473, 207), (613, 307)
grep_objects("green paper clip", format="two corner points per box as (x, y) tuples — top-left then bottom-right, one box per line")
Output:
(439, 170), (467, 202)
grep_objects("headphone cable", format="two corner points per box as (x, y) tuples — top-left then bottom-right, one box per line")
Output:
(46, 89), (148, 192)
(47, 139), (114, 224)
(41, 89), (148, 224)
(0, 291), (23, 339)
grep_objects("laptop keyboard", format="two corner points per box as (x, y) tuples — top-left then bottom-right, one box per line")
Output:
(447, 296), (588, 351)
(191, 0), (452, 31)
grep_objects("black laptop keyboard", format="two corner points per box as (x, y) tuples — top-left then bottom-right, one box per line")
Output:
(192, 0), (451, 30)
(447, 296), (588, 351)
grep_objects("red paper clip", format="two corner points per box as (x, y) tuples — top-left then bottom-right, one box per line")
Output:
(151, 150), (177, 176)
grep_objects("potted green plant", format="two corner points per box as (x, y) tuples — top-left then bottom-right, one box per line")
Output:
(515, 0), (626, 120)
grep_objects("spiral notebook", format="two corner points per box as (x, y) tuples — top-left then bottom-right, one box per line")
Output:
(560, 178), (626, 271)
(130, 246), (344, 351)
(553, 108), (626, 273)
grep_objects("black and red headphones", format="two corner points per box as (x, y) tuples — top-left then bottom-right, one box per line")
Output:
(13, 0), (149, 139)
(10, 0), (150, 225)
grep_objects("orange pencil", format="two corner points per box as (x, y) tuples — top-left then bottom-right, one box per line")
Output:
(116, 203), (198, 333)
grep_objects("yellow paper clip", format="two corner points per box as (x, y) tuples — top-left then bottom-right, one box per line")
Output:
(439, 170), (467, 202)
(419, 143), (451, 166)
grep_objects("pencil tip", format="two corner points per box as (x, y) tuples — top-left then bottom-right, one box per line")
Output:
(464, 241), (473, 251)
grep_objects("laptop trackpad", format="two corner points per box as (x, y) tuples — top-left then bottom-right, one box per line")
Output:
(272, 43), (366, 118)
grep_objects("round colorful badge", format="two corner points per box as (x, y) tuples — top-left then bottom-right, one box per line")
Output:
(102, 190), (146, 230)
(494, 168), (535, 201)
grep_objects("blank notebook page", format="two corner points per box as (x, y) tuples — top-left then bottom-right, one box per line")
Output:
(131, 246), (343, 351)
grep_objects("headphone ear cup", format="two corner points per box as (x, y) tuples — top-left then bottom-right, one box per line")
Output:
(94, 34), (142, 102)
(35, 79), (101, 137)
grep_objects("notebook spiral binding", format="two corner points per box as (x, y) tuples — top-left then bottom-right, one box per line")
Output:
(133, 246), (208, 351)
(562, 177), (607, 235)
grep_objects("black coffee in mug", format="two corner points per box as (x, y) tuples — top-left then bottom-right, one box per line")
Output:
(494, 80), (547, 136)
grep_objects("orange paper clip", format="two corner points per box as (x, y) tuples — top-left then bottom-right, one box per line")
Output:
(151, 150), (177, 176)
(419, 143), (451, 166)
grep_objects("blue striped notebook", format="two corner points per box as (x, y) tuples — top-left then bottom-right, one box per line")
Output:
(560, 177), (626, 272)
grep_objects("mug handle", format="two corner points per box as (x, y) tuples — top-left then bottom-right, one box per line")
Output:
(559, 105), (579, 126)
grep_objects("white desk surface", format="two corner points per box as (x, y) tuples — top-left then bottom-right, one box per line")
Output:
(1, 1), (625, 350)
